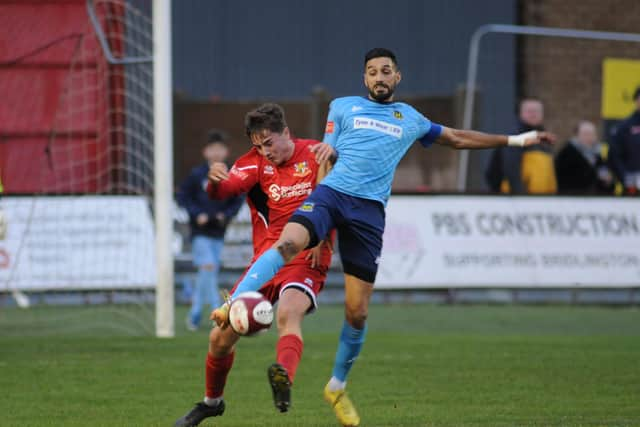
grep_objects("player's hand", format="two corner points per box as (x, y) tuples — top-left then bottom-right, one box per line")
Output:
(305, 245), (322, 269)
(196, 213), (209, 226)
(524, 131), (557, 146)
(305, 239), (333, 269)
(310, 143), (337, 164)
(208, 162), (229, 183)
(508, 130), (557, 147)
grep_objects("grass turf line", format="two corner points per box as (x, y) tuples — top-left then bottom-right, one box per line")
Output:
(0, 304), (639, 426)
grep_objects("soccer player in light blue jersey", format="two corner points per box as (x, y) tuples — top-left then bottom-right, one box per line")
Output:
(213, 48), (554, 426)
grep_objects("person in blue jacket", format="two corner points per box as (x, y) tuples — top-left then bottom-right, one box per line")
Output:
(179, 130), (244, 330)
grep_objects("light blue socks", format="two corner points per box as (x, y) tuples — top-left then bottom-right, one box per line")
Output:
(231, 248), (285, 297)
(331, 320), (368, 382)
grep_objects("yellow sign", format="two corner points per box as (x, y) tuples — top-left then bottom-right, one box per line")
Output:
(602, 58), (640, 119)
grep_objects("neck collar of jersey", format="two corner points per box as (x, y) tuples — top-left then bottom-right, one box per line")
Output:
(363, 95), (395, 105)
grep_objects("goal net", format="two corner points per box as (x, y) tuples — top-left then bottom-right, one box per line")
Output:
(0, 0), (158, 335)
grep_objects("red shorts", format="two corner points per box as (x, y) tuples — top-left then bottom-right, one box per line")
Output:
(230, 263), (327, 313)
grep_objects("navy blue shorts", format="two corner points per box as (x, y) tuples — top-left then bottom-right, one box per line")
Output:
(289, 184), (385, 283)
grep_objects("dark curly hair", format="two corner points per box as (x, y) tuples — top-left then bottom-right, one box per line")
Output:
(364, 47), (398, 68)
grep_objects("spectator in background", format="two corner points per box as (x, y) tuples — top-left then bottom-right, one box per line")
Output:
(486, 98), (557, 194)
(555, 120), (614, 195)
(609, 87), (640, 195)
(179, 130), (244, 331)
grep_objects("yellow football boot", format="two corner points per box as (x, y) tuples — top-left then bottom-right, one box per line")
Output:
(323, 383), (360, 427)
(209, 290), (231, 328)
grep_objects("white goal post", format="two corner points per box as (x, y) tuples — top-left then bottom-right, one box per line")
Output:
(152, 0), (174, 338)
(87, 0), (174, 337)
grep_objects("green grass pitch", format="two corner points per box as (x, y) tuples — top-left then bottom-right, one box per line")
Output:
(1, 304), (639, 426)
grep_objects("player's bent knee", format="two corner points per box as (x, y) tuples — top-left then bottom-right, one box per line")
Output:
(276, 287), (311, 334)
(345, 307), (368, 329)
(276, 238), (304, 262)
(276, 304), (305, 329)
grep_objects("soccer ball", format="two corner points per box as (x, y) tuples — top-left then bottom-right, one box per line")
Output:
(228, 291), (274, 336)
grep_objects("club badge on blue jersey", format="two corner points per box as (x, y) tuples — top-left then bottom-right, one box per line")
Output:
(299, 202), (314, 212)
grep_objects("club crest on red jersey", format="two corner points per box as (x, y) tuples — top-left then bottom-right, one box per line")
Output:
(293, 161), (311, 177)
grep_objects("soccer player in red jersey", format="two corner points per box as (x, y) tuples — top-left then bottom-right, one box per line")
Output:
(174, 103), (333, 427)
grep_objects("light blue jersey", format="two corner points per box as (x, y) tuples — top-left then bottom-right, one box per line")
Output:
(322, 96), (442, 205)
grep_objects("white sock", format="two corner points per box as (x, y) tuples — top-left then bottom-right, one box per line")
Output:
(327, 376), (346, 392)
(204, 396), (222, 406)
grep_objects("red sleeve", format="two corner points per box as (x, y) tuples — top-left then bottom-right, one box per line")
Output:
(207, 151), (260, 199)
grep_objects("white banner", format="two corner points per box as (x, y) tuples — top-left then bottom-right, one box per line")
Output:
(0, 196), (156, 291)
(377, 196), (640, 288)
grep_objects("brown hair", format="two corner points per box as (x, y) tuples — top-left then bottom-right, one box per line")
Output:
(244, 103), (287, 137)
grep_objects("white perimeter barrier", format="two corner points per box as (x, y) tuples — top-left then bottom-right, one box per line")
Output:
(0, 196), (156, 291)
(377, 196), (640, 288)
(2, 195), (639, 291)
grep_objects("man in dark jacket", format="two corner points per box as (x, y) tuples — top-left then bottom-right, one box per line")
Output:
(555, 120), (614, 195)
(486, 98), (557, 194)
(179, 130), (244, 330)
(609, 87), (640, 195)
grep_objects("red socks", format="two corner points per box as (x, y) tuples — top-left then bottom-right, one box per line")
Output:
(204, 335), (302, 398)
(276, 334), (304, 384)
(205, 351), (235, 399)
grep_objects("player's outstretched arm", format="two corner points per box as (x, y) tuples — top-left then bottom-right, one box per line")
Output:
(434, 126), (556, 150)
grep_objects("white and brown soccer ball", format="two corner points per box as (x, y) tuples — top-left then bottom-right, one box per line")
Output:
(228, 291), (274, 336)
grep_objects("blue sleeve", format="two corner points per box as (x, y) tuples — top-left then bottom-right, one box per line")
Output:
(322, 100), (342, 147)
(418, 118), (443, 148)
(223, 194), (245, 219)
(177, 170), (204, 218)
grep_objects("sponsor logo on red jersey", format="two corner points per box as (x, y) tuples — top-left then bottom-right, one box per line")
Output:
(268, 182), (313, 202)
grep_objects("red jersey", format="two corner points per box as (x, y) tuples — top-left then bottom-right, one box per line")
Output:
(207, 138), (332, 270)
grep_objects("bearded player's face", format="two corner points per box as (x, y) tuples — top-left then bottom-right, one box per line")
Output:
(250, 128), (291, 166)
(364, 57), (401, 102)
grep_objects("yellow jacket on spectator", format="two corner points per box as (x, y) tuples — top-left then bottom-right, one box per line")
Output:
(487, 143), (557, 195)
(501, 148), (557, 194)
